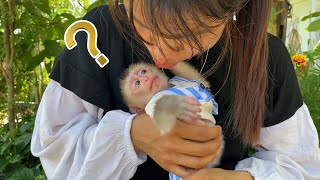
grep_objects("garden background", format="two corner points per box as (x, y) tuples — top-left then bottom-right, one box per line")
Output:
(0, 0), (319, 179)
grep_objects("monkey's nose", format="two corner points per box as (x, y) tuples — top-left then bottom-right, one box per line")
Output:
(140, 76), (149, 82)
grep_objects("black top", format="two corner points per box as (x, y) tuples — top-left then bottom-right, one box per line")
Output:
(50, 5), (303, 180)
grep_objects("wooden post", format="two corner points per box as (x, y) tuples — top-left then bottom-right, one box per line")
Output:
(275, 0), (290, 43)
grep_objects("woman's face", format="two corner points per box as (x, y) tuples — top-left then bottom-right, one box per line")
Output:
(124, 0), (226, 69)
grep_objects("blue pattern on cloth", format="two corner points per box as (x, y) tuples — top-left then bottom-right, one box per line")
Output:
(169, 172), (181, 180)
(161, 76), (218, 115)
(158, 76), (219, 180)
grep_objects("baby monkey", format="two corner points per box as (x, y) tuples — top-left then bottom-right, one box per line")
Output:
(120, 62), (223, 168)
(120, 62), (216, 132)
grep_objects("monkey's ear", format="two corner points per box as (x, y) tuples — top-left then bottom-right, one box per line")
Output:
(128, 105), (145, 114)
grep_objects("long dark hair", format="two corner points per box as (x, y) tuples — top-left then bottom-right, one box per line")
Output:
(110, 0), (272, 146)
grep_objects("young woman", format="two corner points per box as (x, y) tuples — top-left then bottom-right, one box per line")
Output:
(31, 0), (320, 179)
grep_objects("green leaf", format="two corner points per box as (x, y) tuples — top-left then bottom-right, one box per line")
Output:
(45, 59), (54, 73)
(87, 0), (107, 12)
(306, 19), (320, 32)
(1, 133), (9, 142)
(8, 155), (21, 164)
(43, 40), (63, 56)
(0, 158), (8, 172)
(35, 0), (51, 15)
(301, 12), (320, 21)
(313, 40), (320, 57)
(25, 51), (46, 71)
(6, 167), (34, 180)
(56, 13), (76, 22)
(13, 133), (32, 146)
(54, 8), (74, 16)
(24, 40), (62, 71)
(19, 122), (33, 134)
(0, 142), (11, 155)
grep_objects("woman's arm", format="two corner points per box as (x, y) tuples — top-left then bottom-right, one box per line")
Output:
(31, 80), (223, 179)
(231, 36), (320, 179)
(235, 103), (320, 180)
(31, 80), (147, 179)
(131, 113), (223, 178)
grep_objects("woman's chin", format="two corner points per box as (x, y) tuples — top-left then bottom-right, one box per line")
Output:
(154, 61), (176, 69)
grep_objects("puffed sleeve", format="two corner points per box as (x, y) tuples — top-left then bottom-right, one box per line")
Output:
(235, 35), (320, 179)
(235, 104), (320, 179)
(31, 80), (147, 180)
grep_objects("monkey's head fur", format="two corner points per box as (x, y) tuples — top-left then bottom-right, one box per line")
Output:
(119, 62), (169, 108)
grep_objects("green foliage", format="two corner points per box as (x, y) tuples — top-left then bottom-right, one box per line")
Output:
(301, 12), (320, 21)
(301, 11), (320, 32)
(313, 40), (320, 58)
(306, 19), (320, 32)
(0, 0), (110, 179)
(0, 114), (45, 179)
(291, 41), (320, 140)
(87, 0), (109, 12)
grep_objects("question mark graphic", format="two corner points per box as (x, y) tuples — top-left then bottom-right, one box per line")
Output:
(64, 20), (109, 68)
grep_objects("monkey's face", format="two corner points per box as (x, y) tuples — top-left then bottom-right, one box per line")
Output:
(128, 66), (169, 106)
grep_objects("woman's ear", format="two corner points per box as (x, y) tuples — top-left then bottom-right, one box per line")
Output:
(128, 105), (145, 114)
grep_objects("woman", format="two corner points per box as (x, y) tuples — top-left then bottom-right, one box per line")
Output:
(31, 0), (320, 179)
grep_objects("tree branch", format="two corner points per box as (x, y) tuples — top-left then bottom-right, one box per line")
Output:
(8, 0), (15, 67)
(1, 1), (11, 68)
(0, 91), (6, 99)
(77, 0), (87, 11)
(0, 59), (4, 74)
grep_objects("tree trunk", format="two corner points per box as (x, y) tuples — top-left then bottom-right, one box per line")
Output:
(3, 66), (15, 130)
(0, 0), (16, 131)
(39, 64), (44, 99)
(34, 69), (40, 104)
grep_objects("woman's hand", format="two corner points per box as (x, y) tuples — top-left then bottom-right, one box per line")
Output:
(131, 114), (223, 178)
(184, 168), (254, 180)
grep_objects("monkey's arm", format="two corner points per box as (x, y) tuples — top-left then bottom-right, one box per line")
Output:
(170, 61), (210, 88)
(150, 95), (225, 167)
(145, 94), (201, 135)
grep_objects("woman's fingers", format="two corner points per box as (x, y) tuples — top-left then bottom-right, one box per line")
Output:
(174, 152), (220, 169)
(134, 114), (224, 176)
(167, 165), (196, 178)
(174, 121), (222, 141)
(170, 138), (222, 157)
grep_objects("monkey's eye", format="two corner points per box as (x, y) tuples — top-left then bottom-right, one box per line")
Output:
(140, 69), (147, 76)
(135, 80), (140, 87)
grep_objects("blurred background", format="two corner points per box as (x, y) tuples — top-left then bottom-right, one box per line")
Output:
(0, 0), (319, 179)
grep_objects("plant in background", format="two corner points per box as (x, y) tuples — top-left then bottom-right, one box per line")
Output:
(290, 45), (320, 139)
(0, 113), (45, 180)
(286, 11), (320, 140)
(301, 11), (320, 32)
(0, 0), (109, 179)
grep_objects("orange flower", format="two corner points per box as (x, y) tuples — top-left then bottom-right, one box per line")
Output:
(292, 54), (307, 66)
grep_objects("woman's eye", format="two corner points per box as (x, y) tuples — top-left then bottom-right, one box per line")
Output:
(140, 69), (147, 76)
(135, 80), (140, 86)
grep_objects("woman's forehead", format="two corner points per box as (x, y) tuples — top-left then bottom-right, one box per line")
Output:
(124, 0), (224, 34)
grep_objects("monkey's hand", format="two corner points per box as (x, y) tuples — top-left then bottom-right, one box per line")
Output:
(153, 95), (205, 135)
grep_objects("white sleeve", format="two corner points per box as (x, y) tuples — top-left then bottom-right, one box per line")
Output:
(235, 103), (320, 180)
(31, 80), (147, 180)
